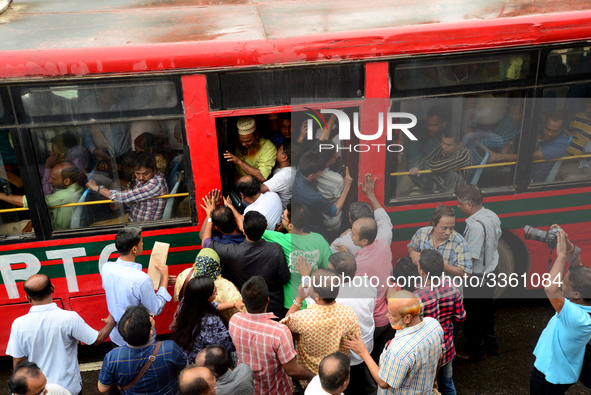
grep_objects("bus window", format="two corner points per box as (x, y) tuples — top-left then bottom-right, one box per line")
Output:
(533, 86), (591, 183)
(545, 47), (591, 77)
(392, 52), (531, 91)
(27, 118), (189, 231)
(388, 91), (524, 202)
(0, 136), (34, 238)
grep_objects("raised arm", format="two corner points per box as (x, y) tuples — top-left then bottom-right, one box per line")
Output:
(333, 167), (353, 215)
(545, 230), (567, 313)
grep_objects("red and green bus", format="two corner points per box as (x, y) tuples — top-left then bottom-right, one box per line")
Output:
(1, 0), (591, 354)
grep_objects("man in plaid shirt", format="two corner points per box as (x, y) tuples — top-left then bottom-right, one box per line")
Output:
(87, 152), (168, 222)
(229, 275), (314, 395)
(414, 249), (466, 395)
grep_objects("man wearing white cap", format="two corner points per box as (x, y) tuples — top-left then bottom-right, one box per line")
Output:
(224, 117), (277, 182)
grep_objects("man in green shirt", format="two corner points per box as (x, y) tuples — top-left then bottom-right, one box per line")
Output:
(262, 203), (332, 311)
(223, 117), (277, 182)
(0, 162), (83, 231)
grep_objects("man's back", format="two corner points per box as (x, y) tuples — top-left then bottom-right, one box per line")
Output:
(208, 239), (289, 318)
(99, 340), (187, 395)
(6, 303), (98, 395)
(292, 170), (334, 234)
(215, 363), (255, 395)
(229, 312), (296, 395)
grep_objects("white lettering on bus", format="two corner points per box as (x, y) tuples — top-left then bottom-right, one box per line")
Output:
(98, 243), (117, 274)
(46, 248), (86, 293)
(0, 254), (42, 299)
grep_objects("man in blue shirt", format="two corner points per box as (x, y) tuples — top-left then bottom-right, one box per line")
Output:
(101, 228), (171, 347)
(98, 305), (187, 395)
(531, 228), (591, 394)
(291, 151), (352, 236)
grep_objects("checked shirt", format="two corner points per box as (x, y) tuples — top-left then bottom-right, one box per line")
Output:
(109, 171), (168, 222)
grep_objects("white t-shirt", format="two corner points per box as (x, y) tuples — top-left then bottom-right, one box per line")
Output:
(244, 191), (283, 230)
(47, 383), (72, 395)
(305, 375), (344, 395)
(263, 166), (294, 210)
(6, 303), (98, 395)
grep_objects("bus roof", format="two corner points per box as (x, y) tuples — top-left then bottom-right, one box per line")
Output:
(1, 0), (591, 78)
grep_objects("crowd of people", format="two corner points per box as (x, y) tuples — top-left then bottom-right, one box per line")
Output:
(5, 113), (591, 395)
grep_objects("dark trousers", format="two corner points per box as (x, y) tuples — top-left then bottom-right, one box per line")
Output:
(530, 367), (573, 395)
(345, 362), (375, 395)
(462, 275), (498, 357)
(371, 324), (396, 364)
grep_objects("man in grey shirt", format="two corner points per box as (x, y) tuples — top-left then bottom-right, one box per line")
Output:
(455, 184), (502, 361)
(195, 345), (254, 395)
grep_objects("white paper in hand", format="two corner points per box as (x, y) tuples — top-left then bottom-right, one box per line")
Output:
(148, 241), (170, 290)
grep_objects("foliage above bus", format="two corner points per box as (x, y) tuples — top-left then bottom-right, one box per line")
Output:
(1, 0), (591, 78)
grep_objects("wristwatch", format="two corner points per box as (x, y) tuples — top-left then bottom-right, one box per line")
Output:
(292, 298), (302, 307)
(97, 185), (103, 193)
(208, 217), (212, 223)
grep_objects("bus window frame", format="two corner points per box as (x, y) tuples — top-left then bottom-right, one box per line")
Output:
(539, 43), (591, 84)
(0, 87), (14, 127)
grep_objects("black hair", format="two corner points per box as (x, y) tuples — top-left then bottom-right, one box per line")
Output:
(507, 98), (523, 109)
(53, 133), (79, 149)
(290, 203), (310, 229)
(427, 106), (448, 122)
(23, 275), (52, 301)
(179, 367), (211, 395)
(286, 203), (291, 222)
(211, 206), (238, 234)
(430, 205), (455, 227)
(202, 345), (230, 377)
(547, 111), (566, 124)
(243, 211), (267, 241)
(119, 304), (152, 347)
(312, 140), (337, 164)
(355, 217), (378, 245)
(61, 164), (80, 184)
(134, 151), (157, 170)
(172, 276), (228, 351)
(319, 352), (350, 392)
(290, 141), (306, 167)
(236, 176), (260, 198)
(311, 268), (339, 303)
(280, 140), (292, 165)
(241, 275), (269, 314)
(568, 265), (591, 302)
(349, 202), (373, 225)
(115, 227), (142, 254)
(329, 252), (357, 279)
(8, 361), (42, 395)
(418, 249), (444, 278)
(455, 184), (483, 206)
(442, 128), (462, 144)
(299, 152), (326, 177)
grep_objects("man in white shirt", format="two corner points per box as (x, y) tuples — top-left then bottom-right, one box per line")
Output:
(305, 352), (350, 395)
(331, 173), (393, 254)
(8, 361), (72, 395)
(6, 275), (115, 395)
(101, 227), (171, 347)
(307, 252), (377, 394)
(237, 175), (282, 231)
(262, 140), (294, 210)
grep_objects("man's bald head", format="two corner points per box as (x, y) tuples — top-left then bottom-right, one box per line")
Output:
(49, 161), (78, 189)
(179, 366), (216, 395)
(352, 217), (378, 247)
(23, 274), (53, 302)
(319, 352), (350, 394)
(8, 361), (46, 395)
(388, 291), (422, 330)
(194, 345), (230, 377)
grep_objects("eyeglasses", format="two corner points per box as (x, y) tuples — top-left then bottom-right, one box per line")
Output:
(281, 215), (290, 223)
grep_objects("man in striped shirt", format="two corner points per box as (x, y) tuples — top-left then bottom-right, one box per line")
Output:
(229, 276), (314, 395)
(398, 129), (472, 196)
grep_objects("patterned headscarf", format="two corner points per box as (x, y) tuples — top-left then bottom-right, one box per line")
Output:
(192, 248), (221, 280)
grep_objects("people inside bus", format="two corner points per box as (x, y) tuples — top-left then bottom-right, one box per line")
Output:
(530, 229), (591, 394)
(487, 112), (569, 182)
(559, 98), (591, 180)
(6, 274), (115, 395)
(130, 120), (169, 173)
(280, 268), (361, 384)
(228, 276), (315, 394)
(437, 63), (484, 86)
(203, 211), (290, 319)
(292, 151), (353, 236)
(193, 345), (255, 395)
(270, 114), (292, 149)
(261, 140), (293, 210)
(223, 117), (277, 182)
(397, 129), (473, 196)
(170, 276), (237, 365)
(234, 175), (282, 231)
(312, 141), (345, 233)
(97, 305), (187, 395)
(342, 292), (444, 395)
(463, 99), (524, 165)
(8, 361), (72, 395)
(0, 162), (84, 231)
(406, 106), (448, 168)
(86, 152), (169, 222)
(100, 228), (171, 347)
(41, 133), (91, 196)
(262, 203), (332, 313)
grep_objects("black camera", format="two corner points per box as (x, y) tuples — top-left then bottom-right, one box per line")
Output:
(524, 226), (559, 249)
